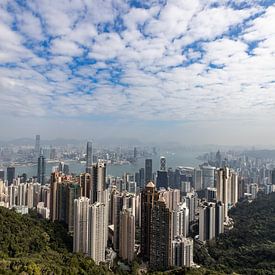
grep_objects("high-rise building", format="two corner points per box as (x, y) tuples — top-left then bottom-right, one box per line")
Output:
(141, 181), (159, 261)
(80, 173), (91, 199)
(156, 170), (168, 189)
(67, 182), (81, 232)
(139, 168), (145, 187)
(160, 156), (166, 171)
(171, 202), (189, 239)
(50, 172), (59, 221)
(183, 191), (198, 223)
(168, 168), (175, 188)
(150, 196), (171, 270)
(86, 141), (93, 172)
(199, 202), (216, 242)
(159, 188), (180, 211)
(202, 166), (215, 189)
(171, 237), (193, 267)
(7, 166), (15, 186)
(90, 161), (106, 203)
(119, 208), (135, 262)
(145, 159), (153, 184)
(199, 201), (224, 242)
(34, 134), (40, 159)
(206, 187), (217, 202)
(216, 167), (238, 221)
(194, 169), (202, 191)
(112, 192), (124, 251)
(73, 196), (90, 254)
(37, 154), (46, 185)
(88, 202), (108, 264)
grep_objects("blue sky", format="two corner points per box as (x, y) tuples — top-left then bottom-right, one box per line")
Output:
(0, 0), (275, 145)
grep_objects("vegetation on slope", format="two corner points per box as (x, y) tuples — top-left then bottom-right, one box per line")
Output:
(195, 192), (275, 274)
(0, 207), (111, 274)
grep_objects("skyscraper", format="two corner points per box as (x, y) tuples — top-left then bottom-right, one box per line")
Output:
(34, 134), (40, 159)
(150, 196), (171, 270)
(80, 173), (92, 199)
(199, 201), (224, 242)
(66, 182), (80, 232)
(199, 202), (216, 242)
(139, 168), (145, 187)
(90, 161), (106, 203)
(50, 172), (59, 221)
(160, 156), (166, 171)
(145, 159), (153, 184)
(7, 166), (15, 186)
(156, 170), (168, 189)
(86, 141), (93, 172)
(141, 181), (159, 261)
(119, 208), (135, 262)
(202, 166), (215, 189)
(171, 202), (189, 239)
(37, 154), (46, 185)
(112, 192), (124, 251)
(88, 202), (108, 264)
(73, 196), (90, 255)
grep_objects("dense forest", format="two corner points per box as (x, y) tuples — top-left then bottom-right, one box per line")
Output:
(1, 192), (275, 274)
(0, 207), (112, 274)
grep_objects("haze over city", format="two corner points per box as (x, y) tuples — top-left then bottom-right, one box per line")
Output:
(0, 0), (275, 145)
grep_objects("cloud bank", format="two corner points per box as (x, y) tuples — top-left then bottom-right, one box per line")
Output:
(0, 0), (275, 144)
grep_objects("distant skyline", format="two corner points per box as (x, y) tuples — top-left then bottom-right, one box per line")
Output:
(0, 1), (275, 145)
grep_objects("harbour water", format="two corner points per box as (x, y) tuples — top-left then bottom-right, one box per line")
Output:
(11, 149), (206, 180)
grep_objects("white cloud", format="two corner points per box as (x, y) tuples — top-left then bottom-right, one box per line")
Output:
(0, 0), (275, 145)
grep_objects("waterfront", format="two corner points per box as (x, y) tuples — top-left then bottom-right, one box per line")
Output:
(11, 149), (205, 180)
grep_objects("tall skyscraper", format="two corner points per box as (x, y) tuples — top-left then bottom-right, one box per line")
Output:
(216, 167), (238, 221)
(139, 168), (145, 187)
(160, 156), (166, 171)
(37, 154), (46, 185)
(90, 161), (106, 203)
(34, 134), (40, 159)
(7, 166), (15, 186)
(88, 202), (108, 264)
(112, 192), (124, 251)
(86, 141), (93, 172)
(141, 181), (159, 261)
(156, 170), (168, 189)
(50, 172), (59, 221)
(171, 237), (193, 267)
(73, 196), (90, 254)
(145, 159), (153, 184)
(150, 196), (171, 270)
(119, 208), (135, 262)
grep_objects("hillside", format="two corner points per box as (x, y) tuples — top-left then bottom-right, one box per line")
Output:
(195, 192), (275, 274)
(0, 207), (112, 275)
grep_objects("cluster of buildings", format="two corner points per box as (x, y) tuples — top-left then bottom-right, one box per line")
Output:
(2, 142), (275, 271)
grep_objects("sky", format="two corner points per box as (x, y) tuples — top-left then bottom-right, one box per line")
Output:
(0, 0), (275, 146)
